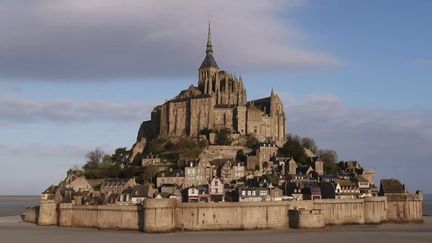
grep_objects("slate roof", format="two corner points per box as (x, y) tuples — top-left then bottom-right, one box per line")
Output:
(247, 97), (271, 114)
(199, 54), (219, 69)
(131, 184), (153, 198)
(42, 185), (57, 194)
(380, 179), (405, 194)
(335, 179), (357, 187)
(356, 176), (370, 183)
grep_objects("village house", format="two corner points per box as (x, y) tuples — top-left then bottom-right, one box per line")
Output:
(100, 178), (136, 195)
(208, 176), (224, 202)
(185, 162), (208, 186)
(335, 179), (360, 199)
(41, 185), (57, 201)
(269, 187), (283, 201)
(118, 184), (156, 204)
(238, 187), (269, 202)
(301, 182), (322, 200)
(68, 176), (100, 193)
(379, 178), (405, 196)
(156, 171), (185, 188)
(356, 176), (373, 198)
(232, 162), (246, 181)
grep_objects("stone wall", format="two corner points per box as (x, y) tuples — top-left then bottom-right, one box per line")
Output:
(24, 206), (40, 224)
(175, 200), (314, 231)
(288, 209), (325, 229)
(38, 200), (57, 226)
(201, 145), (252, 160)
(386, 193), (423, 223)
(58, 203), (142, 231)
(364, 197), (387, 224)
(35, 196), (420, 232)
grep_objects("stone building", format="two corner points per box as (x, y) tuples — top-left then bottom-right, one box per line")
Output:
(137, 22), (286, 146)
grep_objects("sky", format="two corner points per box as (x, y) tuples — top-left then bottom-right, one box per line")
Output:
(0, 0), (431, 194)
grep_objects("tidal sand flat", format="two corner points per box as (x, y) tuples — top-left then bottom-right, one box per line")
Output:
(0, 216), (431, 243)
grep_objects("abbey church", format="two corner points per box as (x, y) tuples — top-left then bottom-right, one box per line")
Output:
(138, 23), (286, 146)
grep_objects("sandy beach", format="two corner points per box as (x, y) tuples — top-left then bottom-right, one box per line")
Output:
(0, 215), (431, 243)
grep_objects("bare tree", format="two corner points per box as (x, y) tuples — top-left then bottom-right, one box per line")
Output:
(84, 148), (105, 169)
(301, 137), (318, 154)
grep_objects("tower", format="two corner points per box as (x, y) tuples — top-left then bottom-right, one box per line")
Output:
(315, 158), (324, 176)
(198, 20), (219, 92)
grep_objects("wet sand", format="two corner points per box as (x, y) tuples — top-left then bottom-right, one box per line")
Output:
(0, 215), (431, 243)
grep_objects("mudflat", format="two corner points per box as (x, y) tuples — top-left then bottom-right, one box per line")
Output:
(0, 216), (431, 243)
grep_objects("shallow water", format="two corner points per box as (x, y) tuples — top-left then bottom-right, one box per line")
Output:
(0, 196), (39, 216)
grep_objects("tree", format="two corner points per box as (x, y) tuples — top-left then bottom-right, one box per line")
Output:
(318, 149), (338, 173)
(301, 137), (318, 154)
(111, 147), (129, 165)
(143, 136), (169, 155)
(216, 128), (232, 145)
(278, 135), (308, 165)
(83, 148), (105, 169)
(245, 135), (259, 148)
(199, 128), (213, 140)
(236, 149), (246, 162)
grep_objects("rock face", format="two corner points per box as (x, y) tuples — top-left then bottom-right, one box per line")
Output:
(128, 138), (147, 163)
(137, 23), (286, 146)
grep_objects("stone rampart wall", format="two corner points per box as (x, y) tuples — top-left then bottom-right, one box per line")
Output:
(35, 196), (420, 232)
(59, 203), (142, 230)
(386, 196), (423, 223)
(24, 205), (40, 224)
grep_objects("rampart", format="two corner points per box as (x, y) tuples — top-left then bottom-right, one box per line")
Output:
(30, 196), (422, 232)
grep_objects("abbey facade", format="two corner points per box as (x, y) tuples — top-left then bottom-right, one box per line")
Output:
(138, 24), (286, 145)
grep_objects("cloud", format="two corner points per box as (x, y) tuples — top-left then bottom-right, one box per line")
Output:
(285, 94), (432, 192)
(0, 0), (342, 81)
(0, 96), (155, 124)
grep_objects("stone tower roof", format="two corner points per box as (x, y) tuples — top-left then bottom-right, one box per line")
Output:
(199, 20), (219, 70)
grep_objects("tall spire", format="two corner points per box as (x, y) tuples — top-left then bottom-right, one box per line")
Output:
(206, 20), (213, 56)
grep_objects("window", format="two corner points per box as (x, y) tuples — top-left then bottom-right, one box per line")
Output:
(215, 181), (218, 186)
(242, 191), (246, 196)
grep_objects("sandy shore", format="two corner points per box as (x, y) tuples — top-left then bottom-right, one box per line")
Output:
(1, 215), (431, 243)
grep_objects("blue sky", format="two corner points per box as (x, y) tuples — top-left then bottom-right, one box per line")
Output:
(0, 0), (431, 194)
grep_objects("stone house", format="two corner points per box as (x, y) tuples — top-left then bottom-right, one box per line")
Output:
(69, 176), (98, 193)
(100, 178), (136, 195)
(118, 184), (155, 204)
(185, 162), (207, 187)
(156, 173), (185, 188)
(220, 161), (232, 183)
(209, 176), (224, 202)
(356, 176), (372, 198)
(301, 182), (322, 200)
(379, 179), (405, 196)
(269, 187), (283, 201)
(41, 185), (57, 201)
(198, 158), (214, 181)
(334, 179), (360, 199)
(231, 162), (246, 181)
(283, 181), (303, 200)
(238, 187), (269, 202)
(186, 186), (199, 203)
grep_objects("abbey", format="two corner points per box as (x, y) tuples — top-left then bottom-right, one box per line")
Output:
(138, 23), (286, 145)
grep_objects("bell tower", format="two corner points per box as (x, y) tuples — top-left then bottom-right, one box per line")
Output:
(198, 20), (219, 94)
